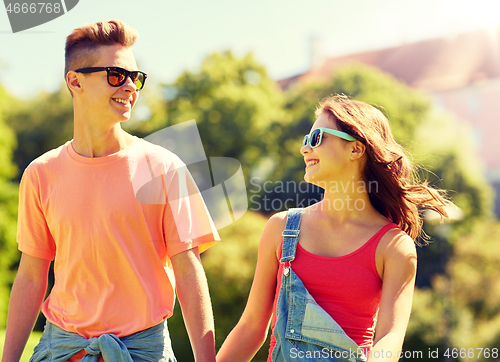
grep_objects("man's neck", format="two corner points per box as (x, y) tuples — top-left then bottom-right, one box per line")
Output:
(72, 122), (135, 158)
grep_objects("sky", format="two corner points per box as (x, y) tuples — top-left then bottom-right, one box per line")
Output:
(1, 0), (500, 99)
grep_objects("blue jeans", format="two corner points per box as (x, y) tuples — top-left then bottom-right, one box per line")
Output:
(270, 208), (366, 362)
(30, 320), (177, 362)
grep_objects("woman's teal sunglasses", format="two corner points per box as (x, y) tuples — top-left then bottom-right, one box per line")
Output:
(302, 127), (356, 148)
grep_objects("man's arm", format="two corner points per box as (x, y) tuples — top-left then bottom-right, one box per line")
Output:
(171, 247), (215, 362)
(2, 253), (50, 362)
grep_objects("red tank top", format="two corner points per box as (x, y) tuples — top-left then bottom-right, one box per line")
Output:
(268, 223), (398, 359)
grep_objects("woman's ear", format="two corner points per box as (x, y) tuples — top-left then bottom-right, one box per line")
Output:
(350, 141), (366, 161)
(66, 71), (82, 94)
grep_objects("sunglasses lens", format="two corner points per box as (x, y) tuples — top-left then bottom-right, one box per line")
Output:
(108, 69), (127, 86)
(106, 68), (146, 90)
(310, 129), (321, 147)
(132, 72), (145, 90)
(302, 135), (309, 147)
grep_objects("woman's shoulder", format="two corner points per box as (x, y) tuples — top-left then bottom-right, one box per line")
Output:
(259, 211), (289, 259)
(262, 211), (288, 238)
(263, 208), (304, 235)
(373, 225), (417, 282)
(378, 226), (417, 261)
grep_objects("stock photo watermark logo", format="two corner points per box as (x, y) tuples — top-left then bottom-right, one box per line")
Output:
(248, 178), (379, 212)
(3, 0), (78, 33)
(129, 120), (248, 239)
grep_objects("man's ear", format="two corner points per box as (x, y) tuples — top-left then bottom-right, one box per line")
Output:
(66, 71), (82, 94)
(350, 141), (366, 161)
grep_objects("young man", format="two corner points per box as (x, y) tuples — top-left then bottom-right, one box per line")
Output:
(2, 20), (219, 362)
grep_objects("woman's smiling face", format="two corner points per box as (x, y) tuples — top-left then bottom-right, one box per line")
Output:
(300, 112), (360, 187)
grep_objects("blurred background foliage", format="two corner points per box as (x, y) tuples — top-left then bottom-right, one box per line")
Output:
(0, 84), (19, 328)
(129, 50), (287, 184)
(0, 51), (497, 361)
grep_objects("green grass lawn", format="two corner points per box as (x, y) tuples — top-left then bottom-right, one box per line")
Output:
(0, 330), (42, 361)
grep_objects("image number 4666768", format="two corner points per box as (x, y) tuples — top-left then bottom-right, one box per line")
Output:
(3, 0), (79, 33)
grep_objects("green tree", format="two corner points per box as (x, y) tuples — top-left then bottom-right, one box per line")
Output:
(0, 83), (20, 327)
(129, 50), (286, 179)
(6, 84), (73, 176)
(405, 221), (500, 361)
(445, 221), (500, 357)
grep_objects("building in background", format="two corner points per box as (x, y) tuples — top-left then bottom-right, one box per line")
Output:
(279, 28), (500, 217)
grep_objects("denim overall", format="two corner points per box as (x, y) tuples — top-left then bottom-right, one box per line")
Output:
(271, 208), (366, 362)
(30, 320), (177, 362)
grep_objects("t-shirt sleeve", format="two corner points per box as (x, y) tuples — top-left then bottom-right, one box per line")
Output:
(17, 164), (56, 260)
(163, 161), (220, 258)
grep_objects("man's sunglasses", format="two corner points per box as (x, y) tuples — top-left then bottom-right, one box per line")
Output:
(302, 127), (356, 148)
(74, 67), (147, 91)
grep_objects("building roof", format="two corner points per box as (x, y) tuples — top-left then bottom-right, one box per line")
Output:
(278, 27), (500, 179)
(278, 27), (500, 92)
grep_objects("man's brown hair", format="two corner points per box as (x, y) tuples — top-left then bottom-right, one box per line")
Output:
(64, 20), (138, 76)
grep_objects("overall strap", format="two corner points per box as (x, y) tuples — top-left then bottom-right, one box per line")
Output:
(280, 208), (303, 263)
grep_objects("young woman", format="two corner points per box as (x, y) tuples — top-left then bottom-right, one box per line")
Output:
(216, 95), (449, 361)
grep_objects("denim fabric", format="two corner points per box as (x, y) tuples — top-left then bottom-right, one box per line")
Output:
(30, 320), (177, 362)
(271, 208), (366, 362)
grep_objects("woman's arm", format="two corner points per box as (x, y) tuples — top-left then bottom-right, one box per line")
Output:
(216, 212), (286, 362)
(369, 231), (417, 362)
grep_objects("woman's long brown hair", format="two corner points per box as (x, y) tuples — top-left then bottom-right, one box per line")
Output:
(316, 95), (449, 244)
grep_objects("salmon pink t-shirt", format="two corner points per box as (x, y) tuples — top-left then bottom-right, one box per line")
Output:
(17, 138), (219, 340)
